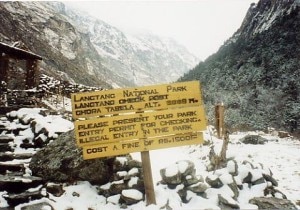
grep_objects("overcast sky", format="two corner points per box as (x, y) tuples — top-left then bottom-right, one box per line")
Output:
(65, 0), (258, 61)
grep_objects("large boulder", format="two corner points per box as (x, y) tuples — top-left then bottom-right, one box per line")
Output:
(250, 197), (297, 209)
(240, 135), (268, 145)
(29, 130), (114, 185)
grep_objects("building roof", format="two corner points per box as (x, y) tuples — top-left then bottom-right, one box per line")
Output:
(0, 42), (42, 60)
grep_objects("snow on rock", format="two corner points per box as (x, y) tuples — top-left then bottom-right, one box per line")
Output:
(121, 189), (143, 205)
(4, 108), (74, 149)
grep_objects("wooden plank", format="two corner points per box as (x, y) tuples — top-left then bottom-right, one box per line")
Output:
(75, 106), (206, 147)
(71, 81), (202, 119)
(215, 104), (225, 139)
(82, 132), (203, 160)
(141, 151), (156, 205)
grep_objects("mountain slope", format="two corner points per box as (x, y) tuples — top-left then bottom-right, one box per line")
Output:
(0, 1), (198, 88)
(180, 0), (300, 133)
(62, 6), (198, 87)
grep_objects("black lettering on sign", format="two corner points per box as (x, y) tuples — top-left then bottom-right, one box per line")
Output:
(75, 100), (114, 109)
(73, 94), (115, 102)
(177, 111), (196, 118)
(148, 94), (168, 101)
(166, 99), (187, 106)
(144, 102), (160, 108)
(109, 125), (136, 132)
(78, 129), (103, 137)
(154, 114), (173, 120)
(153, 127), (169, 134)
(113, 116), (149, 125)
(78, 122), (108, 130)
(172, 133), (197, 142)
(119, 97), (145, 104)
(79, 135), (109, 144)
(188, 98), (199, 103)
(144, 140), (154, 146)
(76, 108), (101, 116)
(105, 105), (134, 112)
(86, 146), (108, 154)
(123, 89), (159, 97)
(158, 138), (169, 144)
(121, 142), (140, 149)
(141, 122), (156, 128)
(166, 85), (187, 92)
(113, 131), (138, 139)
(173, 125), (192, 131)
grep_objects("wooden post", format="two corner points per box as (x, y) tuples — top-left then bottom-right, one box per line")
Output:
(215, 103), (225, 139)
(26, 59), (38, 89)
(0, 55), (9, 84)
(141, 151), (156, 205)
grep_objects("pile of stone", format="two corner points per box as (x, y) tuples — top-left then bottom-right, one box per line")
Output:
(98, 156), (145, 207)
(159, 160), (208, 203)
(159, 159), (297, 209)
(38, 74), (103, 98)
(3, 108), (73, 148)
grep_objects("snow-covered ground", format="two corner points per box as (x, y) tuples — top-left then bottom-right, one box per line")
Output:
(1, 108), (299, 209)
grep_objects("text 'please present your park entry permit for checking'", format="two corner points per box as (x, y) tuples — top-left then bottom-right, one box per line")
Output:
(71, 81), (202, 119)
(74, 105), (206, 147)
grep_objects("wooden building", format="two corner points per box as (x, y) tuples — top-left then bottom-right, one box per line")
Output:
(0, 42), (42, 89)
(0, 42), (42, 108)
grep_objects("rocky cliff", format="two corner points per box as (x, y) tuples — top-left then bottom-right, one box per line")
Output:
(0, 1), (198, 88)
(180, 0), (300, 133)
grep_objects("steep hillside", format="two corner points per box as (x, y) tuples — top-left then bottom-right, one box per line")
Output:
(0, 1), (111, 88)
(180, 0), (300, 133)
(0, 1), (198, 88)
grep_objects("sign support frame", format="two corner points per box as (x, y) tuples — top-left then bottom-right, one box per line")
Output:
(141, 150), (156, 205)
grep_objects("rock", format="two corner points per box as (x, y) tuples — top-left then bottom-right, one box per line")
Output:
(242, 172), (252, 184)
(121, 189), (143, 205)
(160, 160), (195, 186)
(46, 183), (65, 197)
(227, 159), (238, 176)
(264, 186), (287, 199)
(187, 181), (209, 194)
(112, 156), (132, 172)
(177, 188), (189, 203)
(0, 152), (33, 162)
(0, 135), (14, 143)
(4, 190), (43, 207)
(218, 194), (239, 209)
(205, 175), (223, 188)
(0, 143), (13, 152)
(127, 177), (144, 193)
(184, 175), (201, 187)
(240, 135), (267, 145)
(263, 173), (278, 186)
(250, 197), (297, 209)
(107, 194), (121, 205)
(278, 131), (290, 138)
(29, 130), (114, 185)
(160, 166), (182, 186)
(109, 180), (127, 195)
(252, 177), (266, 185)
(0, 174), (44, 193)
(0, 162), (25, 174)
(228, 182), (239, 200)
(128, 159), (142, 169)
(20, 202), (54, 210)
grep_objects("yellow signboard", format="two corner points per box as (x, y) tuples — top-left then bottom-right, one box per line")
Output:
(75, 106), (206, 147)
(71, 81), (201, 119)
(82, 132), (203, 160)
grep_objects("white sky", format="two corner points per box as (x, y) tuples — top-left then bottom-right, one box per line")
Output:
(64, 0), (258, 60)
